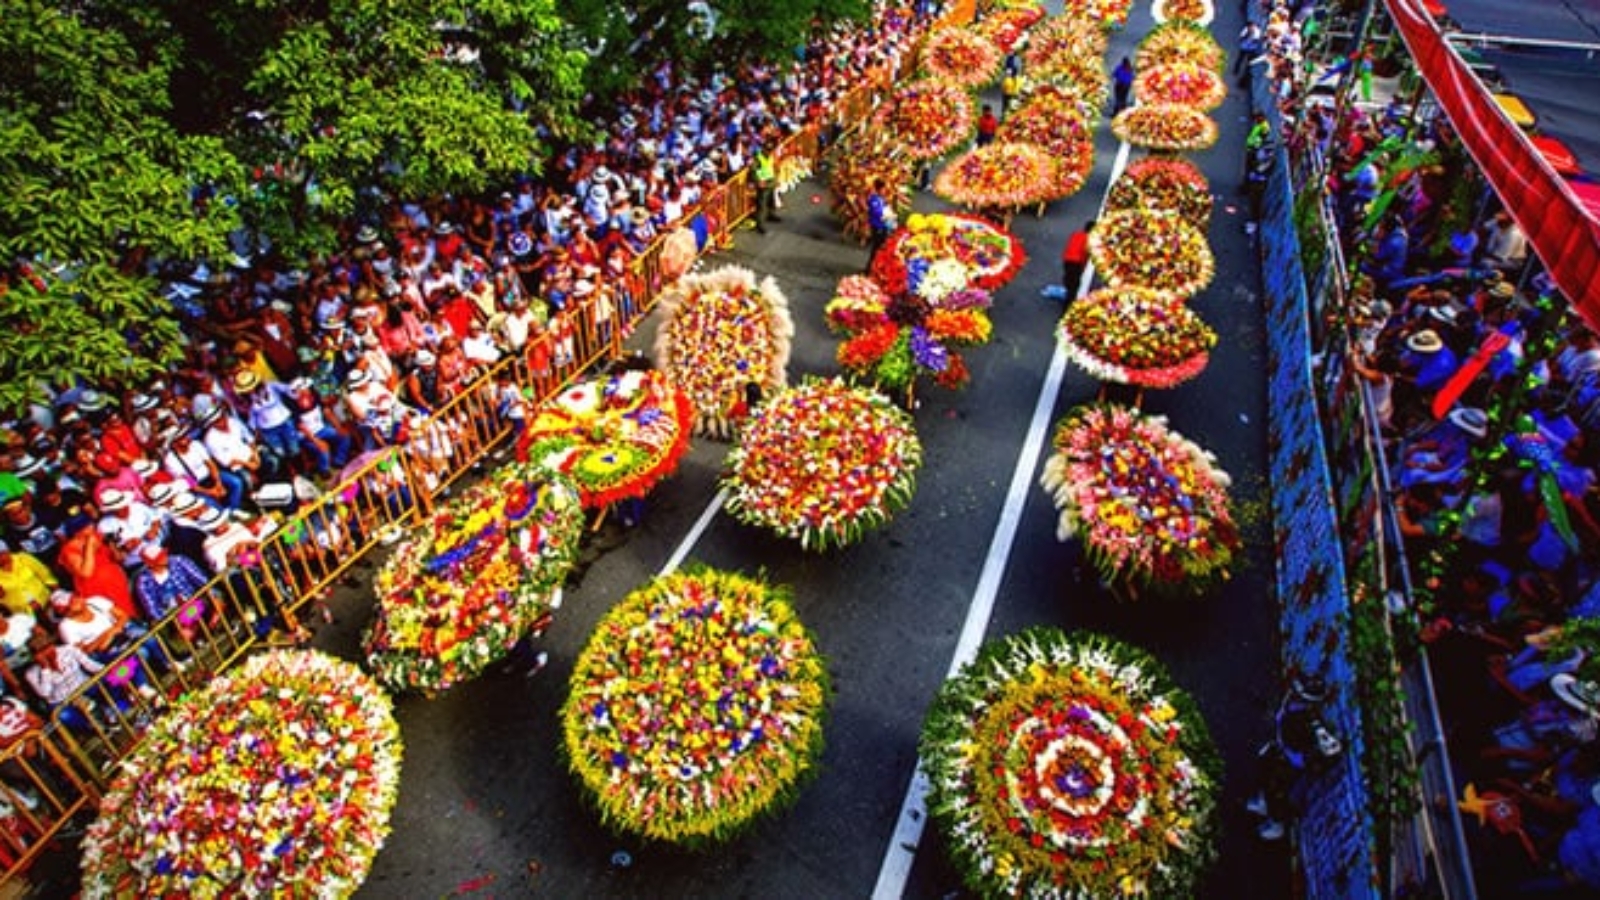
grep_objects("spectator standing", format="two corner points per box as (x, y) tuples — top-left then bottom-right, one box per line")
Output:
(866, 179), (897, 267)
(752, 139), (780, 234)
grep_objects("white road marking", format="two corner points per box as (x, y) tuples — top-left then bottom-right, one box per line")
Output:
(659, 486), (731, 576)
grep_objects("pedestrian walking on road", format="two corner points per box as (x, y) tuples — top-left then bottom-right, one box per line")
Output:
(1111, 57), (1134, 114)
(1061, 220), (1094, 303)
(865, 179), (897, 268)
(975, 104), (998, 147)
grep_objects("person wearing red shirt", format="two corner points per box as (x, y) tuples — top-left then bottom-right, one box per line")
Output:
(976, 104), (998, 147)
(1060, 219), (1095, 303)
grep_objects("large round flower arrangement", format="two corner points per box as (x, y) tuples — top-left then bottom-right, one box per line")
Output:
(919, 28), (1002, 88)
(652, 266), (794, 439)
(829, 137), (914, 244)
(1023, 16), (1108, 68)
(1027, 58), (1111, 111)
(1040, 405), (1241, 594)
(1136, 21), (1225, 73)
(1106, 157), (1213, 226)
(872, 212), (1026, 294)
(1058, 288), (1217, 389)
(1134, 63), (1227, 111)
(516, 369), (693, 508)
(828, 272), (993, 395)
(871, 79), (976, 162)
(934, 141), (1059, 209)
(1152, 0), (1216, 26)
(920, 628), (1222, 899)
(974, 3), (1047, 52)
(1062, 0), (1133, 30)
(723, 378), (922, 550)
(562, 567), (829, 845)
(1111, 103), (1219, 151)
(364, 463), (583, 693)
(997, 90), (1095, 199)
(1089, 209), (1215, 296)
(80, 650), (403, 898)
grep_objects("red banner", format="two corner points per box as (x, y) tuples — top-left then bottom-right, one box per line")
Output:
(1383, 0), (1600, 331)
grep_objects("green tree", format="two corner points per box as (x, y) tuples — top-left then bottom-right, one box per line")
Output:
(0, 1), (242, 413)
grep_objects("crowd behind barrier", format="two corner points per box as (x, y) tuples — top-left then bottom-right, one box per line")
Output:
(0, 0), (978, 882)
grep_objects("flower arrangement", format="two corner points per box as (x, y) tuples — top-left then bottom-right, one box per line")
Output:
(1152, 0), (1216, 26)
(974, 3), (1047, 52)
(870, 79), (977, 162)
(723, 379), (923, 550)
(652, 266), (795, 440)
(516, 369), (693, 509)
(1061, 0), (1133, 30)
(920, 628), (1222, 899)
(1106, 157), (1214, 226)
(829, 133), (915, 243)
(934, 141), (1059, 210)
(1089, 209), (1215, 296)
(561, 567), (830, 845)
(1110, 103), (1219, 151)
(872, 212), (1025, 294)
(364, 463), (583, 693)
(1039, 405), (1241, 594)
(773, 151), (813, 194)
(80, 650), (403, 898)
(997, 89), (1095, 199)
(1135, 21), (1226, 73)
(1025, 59), (1111, 112)
(1023, 16), (1108, 68)
(1134, 63), (1227, 111)
(1057, 288), (1216, 388)
(828, 264), (994, 396)
(918, 28), (1002, 88)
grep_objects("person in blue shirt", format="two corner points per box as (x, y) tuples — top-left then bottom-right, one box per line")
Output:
(865, 179), (895, 268)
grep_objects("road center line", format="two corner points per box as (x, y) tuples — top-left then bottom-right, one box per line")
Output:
(870, 137), (1132, 899)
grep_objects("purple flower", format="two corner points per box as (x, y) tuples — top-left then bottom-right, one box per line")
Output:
(910, 326), (949, 373)
(941, 288), (992, 311)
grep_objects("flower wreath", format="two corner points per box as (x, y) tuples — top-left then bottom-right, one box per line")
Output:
(652, 265), (795, 440)
(1133, 62), (1228, 111)
(1106, 157), (1214, 226)
(918, 28), (1003, 88)
(933, 141), (1060, 210)
(997, 89), (1096, 199)
(516, 369), (693, 509)
(1110, 103), (1219, 152)
(1022, 16), (1109, 70)
(920, 628), (1222, 899)
(871, 212), (1026, 294)
(974, 3), (1047, 52)
(1152, 0), (1216, 26)
(1057, 287), (1217, 389)
(828, 133), (916, 243)
(562, 567), (830, 846)
(364, 462), (584, 693)
(1039, 404), (1241, 594)
(1135, 21), (1226, 74)
(870, 79), (978, 162)
(723, 378), (923, 550)
(80, 650), (403, 899)
(1061, 0), (1133, 30)
(1089, 208), (1215, 296)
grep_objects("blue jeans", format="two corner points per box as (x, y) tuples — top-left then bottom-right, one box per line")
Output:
(216, 468), (247, 510)
(257, 421), (302, 470)
(303, 426), (352, 474)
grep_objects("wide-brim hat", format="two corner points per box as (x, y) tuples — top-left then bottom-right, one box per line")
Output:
(355, 225), (380, 244)
(347, 367), (374, 388)
(1426, 305), (1459, 325)
(76, 390), (111, 413)
(170, 492), (204, 515)
(1407, 329), (1444, 354)
(1446, 406), (1488, 439)
(99, 488), (131, 512)
(434, 222), (455, 236)
(196, 405), (224, 427)
(14, 455), (44, 478)
(147, 481), (178, 505)
(196, 506), (229, 531)
(130, 393), (159, 413)
(1489, 280), (1515, 300)
(1552, 674), (1600, 718)
(234, 370), (262, 393)
(413, 350), (437, 367)
(130, 459), (158, 479)
(631, 208), (651, 226)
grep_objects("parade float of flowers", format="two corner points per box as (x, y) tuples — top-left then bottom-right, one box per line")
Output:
(363, 463), (584, 694)
(1061, 0), (1133, 30)
(997, 89), (1095, 199)
(1089, 209), (1215, 296)
(516, 369), (693, 509)
(1135, 21), (1226, 73)
(723, 379), (922, 550)
(918, 28), (1003, 88)
(828, 267), (994, 398)
(829, 133), (916, 243)
(934, 141), (1060, 210)
(974, 3), (1047, 52)
(1152, 0), (1216, 26)
(561, 567), (830, 845)
(1023, 15), (1109, 69)
(1106, 157), (1214, 226)
(870, 79), (977, 162)
(1134, 63), (1227, 112)
(920, 628), (1222, 899)
(773, 147), (814, 194)
(80, 650), (403, 899)
(1057, 288), (1217, 389)
(1039, 405), (1241, 595)
(1026, 57), (1111, 112)
(652, 266), (795, 439)
(1110, 103), (1219, 152)
(871, 212), (1027, 293)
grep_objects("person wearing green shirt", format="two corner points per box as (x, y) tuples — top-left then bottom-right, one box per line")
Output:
(752, 137), (780, 234)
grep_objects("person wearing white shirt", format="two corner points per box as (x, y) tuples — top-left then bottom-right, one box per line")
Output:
(200, 409), (262, 490)
(162, 429), (244, 511)
(94, 489), (164, 571)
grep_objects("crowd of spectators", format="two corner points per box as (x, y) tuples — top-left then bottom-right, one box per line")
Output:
(0, 1), (940, 794)
(1250, 0), (1600, 890)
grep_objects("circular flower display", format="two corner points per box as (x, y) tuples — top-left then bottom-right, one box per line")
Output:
(1090, 209), (1215, 296)
(918, 28), (1002, 88)
(364, 463), (583, 693)
(829, 135), (915, 243)
(1026, 58), (1111, 111)
(997, 88), (1095, 199)
(653, 266), (794, 439)
(1136, 21), (1226, 73)
(516, 369), (693, 509)
(872, 212), (1026, 293)
(872, 79), (976, 162)
(723, 379), (922, 550)
(1110, 103), (1219, 152)
(1134, 63), (1227, 111)
(934, 141), (1059, 209)
(81, 650), (403, 898)
(1023, 16), (1108, 69)
(1058, 288), (1216, 388)
(562, 568), (829, 845)
(974, 3), (1047, 52)
(1106, 157), (1213, 226)
(828, 270), (994, 396)
(921, 628), (1222, 899)
(1061, 0), (1133, 29)
(1040, 405), (1241, 593)
(1152, 0), (1216, 25)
